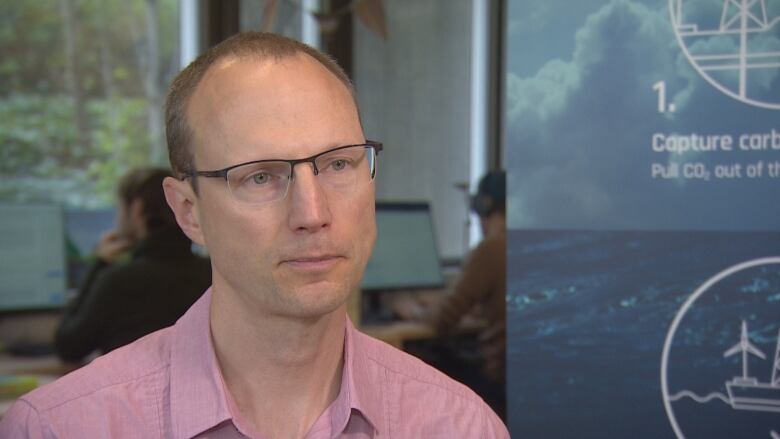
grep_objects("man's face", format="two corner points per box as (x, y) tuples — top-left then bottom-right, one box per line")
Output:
(186, 54), (376, 319)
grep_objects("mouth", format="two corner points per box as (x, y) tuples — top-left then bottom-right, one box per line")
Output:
(280, 254), (345, 272)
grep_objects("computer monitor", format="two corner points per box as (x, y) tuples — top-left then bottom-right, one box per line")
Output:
(0, 204), (68, 311)
(64, 208), (117, 288)
(361, 202), (445, 291)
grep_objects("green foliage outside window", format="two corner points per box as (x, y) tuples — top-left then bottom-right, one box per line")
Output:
(0, 0), (179, 208)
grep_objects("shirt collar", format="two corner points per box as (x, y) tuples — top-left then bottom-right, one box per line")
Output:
(170, 288), (233, 439)
(169, 289), (386, 438)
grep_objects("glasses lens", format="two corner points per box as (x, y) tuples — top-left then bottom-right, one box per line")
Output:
(223, 145), (378, 205)
(366, 145), (377, 178)
(315, 146), (376, 193)
(226, 161), (291, 204)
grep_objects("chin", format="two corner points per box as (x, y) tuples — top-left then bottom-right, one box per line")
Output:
(282, 280), (353, 319)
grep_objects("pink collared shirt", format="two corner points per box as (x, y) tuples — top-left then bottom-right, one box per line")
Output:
(1, 289), (508, 438)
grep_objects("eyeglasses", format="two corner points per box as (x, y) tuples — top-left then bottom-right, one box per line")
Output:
(180, 141), (383, 205)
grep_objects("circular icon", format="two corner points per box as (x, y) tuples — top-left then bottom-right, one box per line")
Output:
(669, 0), (780, 110)
(662, 257), (780, 438)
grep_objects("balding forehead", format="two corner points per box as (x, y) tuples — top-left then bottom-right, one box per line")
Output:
(186, 52), (360, 154)
(184, 53), (362, 168)
(187, 54), (352, 130)
(201, 52), (352, 94)
(190, 53), (354, 118)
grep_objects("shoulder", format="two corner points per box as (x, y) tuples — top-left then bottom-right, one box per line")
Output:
(18, 327), (172, 423)
(461, 234), (506, 278)
(357, 330), (476, 397)
(353, 331), (508, 437)
(472, 234), (506, 261)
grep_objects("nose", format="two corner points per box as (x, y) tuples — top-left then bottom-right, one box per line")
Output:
(286, 163), (332, 233)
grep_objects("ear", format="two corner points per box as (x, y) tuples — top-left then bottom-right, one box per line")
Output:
(163, 176), (206, 246)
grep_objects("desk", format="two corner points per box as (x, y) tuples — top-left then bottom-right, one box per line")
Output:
(361, 317), (487, 350)
(361, 321), (437, 349)
(0, 354), (78, 416)
(360, 287), (487, 349)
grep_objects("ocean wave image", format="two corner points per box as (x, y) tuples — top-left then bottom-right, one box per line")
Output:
(507, 230), (780, 437)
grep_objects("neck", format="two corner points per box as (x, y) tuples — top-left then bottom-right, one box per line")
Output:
(210, 283), (346, 438)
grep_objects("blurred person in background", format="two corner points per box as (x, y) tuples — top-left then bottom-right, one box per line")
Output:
(55, 167), (211, 362)
(397, 170), (507, 419)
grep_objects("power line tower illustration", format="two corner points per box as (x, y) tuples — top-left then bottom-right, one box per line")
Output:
(720, 0), (769, 31)
(673, 0), (683, 27)
(719, 0), (770, 97)
(670, 0), (780, 109)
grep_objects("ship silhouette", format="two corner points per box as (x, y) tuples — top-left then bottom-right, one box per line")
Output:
(723, 321), (780, 413)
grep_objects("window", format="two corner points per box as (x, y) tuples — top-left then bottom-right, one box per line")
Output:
(0, 0), (180, 208)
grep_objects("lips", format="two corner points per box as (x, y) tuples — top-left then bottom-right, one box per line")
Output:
(286, 255), (340, 263)
(280, 254), (345, 272)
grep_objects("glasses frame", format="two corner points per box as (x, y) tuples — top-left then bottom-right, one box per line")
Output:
(180, 141), (383, 182)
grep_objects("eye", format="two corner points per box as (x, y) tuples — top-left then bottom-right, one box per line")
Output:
(331, 159), (349, 171)
(249, 172), (271, 185)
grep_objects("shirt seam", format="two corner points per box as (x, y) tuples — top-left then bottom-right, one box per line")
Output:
(364, 351), (483, 410)
(25, 362), (170, 414)
(14, 398), (47, 438)
(481, 404), (488, 439)
(153, 372), (165, 439)
(382, 366), (391, 439)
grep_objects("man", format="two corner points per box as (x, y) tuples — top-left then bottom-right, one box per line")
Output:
(1, 33), (508, 438)
(435, 171), (506, 384)
(55, 168), (211, 362)
(395, 171), (507, 419)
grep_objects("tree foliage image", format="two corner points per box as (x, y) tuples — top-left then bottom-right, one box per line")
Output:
(0, 0), (179, 207)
